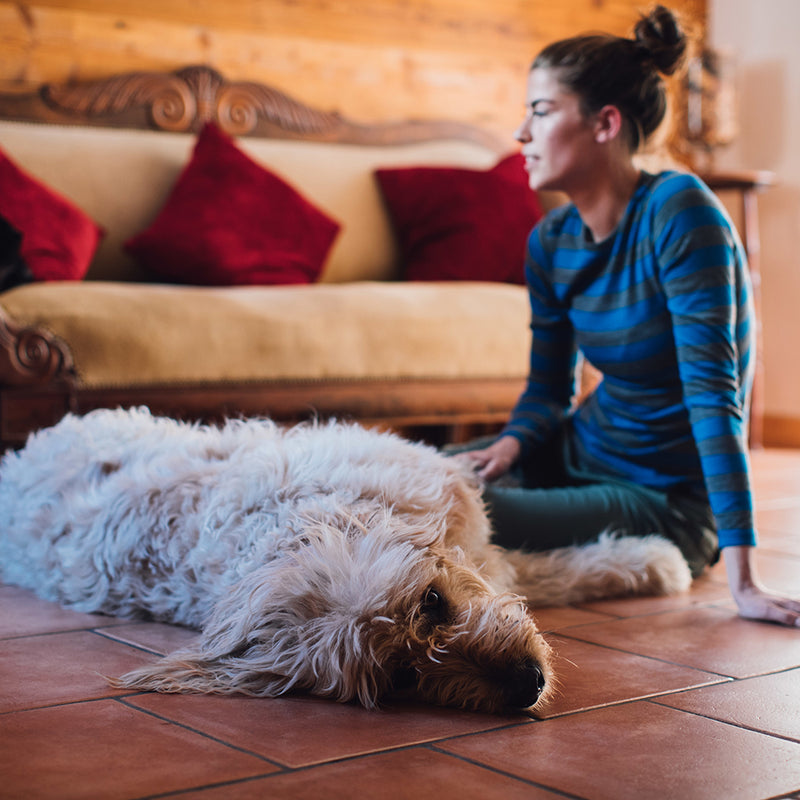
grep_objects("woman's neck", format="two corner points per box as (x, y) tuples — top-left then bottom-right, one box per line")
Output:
(570, 161), (642, 242)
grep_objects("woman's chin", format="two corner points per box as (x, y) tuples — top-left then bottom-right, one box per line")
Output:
(526, 173), (552, 193)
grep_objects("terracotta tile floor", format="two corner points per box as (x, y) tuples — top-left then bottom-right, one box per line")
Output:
(2, 448), (800, 800)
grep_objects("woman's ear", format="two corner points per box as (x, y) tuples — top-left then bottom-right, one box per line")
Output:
(592, 105), (625, 144)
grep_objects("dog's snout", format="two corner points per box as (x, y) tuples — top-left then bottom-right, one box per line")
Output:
(505, 660), (546, 708)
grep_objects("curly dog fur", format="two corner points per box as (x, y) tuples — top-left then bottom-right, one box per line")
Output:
(0, 408), (691, 713)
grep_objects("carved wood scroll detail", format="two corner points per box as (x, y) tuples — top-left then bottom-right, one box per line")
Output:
(41, 65), (346, 136)
(0, 65), (504, 148)
(0, 310), (76, 387)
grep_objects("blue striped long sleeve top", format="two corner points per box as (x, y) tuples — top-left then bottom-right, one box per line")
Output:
(503, 171), (756, 549)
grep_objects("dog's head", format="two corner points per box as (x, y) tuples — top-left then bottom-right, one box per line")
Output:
(378, 547), (553, 713)
(111, 511), (552, 714)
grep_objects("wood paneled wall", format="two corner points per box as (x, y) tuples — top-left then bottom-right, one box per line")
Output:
(1, 0), (705, 139)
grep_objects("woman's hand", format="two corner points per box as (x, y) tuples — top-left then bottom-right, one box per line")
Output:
(456, 435), (521, 483)
(724, 545), (800, 627)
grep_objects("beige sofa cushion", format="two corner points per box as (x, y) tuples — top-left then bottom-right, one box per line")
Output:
(0, 120), (501, 285)
(1, 281), (530, 387)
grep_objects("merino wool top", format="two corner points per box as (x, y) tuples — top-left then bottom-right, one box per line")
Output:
(503, 171), (756, 549)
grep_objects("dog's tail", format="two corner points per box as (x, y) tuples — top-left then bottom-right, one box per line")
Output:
(504, 532), (692, 607)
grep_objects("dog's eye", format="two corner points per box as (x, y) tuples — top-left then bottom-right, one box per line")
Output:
(420, 587), (446, 622)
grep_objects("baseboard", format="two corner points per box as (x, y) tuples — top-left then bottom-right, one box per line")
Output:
(762, 414), (800, 448)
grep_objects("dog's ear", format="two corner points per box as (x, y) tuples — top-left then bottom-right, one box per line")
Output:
(109, 558), (311, 698)
(111, 528), (426, 707)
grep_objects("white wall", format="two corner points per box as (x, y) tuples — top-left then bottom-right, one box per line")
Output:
(709, 0), (800, 425)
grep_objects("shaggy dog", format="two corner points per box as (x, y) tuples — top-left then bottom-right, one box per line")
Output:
(0, 408), (691, 713)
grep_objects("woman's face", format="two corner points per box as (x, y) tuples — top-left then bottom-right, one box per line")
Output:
(515, 68), (600, 193)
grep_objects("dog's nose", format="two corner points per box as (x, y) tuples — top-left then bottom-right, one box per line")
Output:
(505, 660), (546, 708)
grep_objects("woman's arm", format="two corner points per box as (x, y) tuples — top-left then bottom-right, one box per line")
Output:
(653, 175), (799, 626)
(724, 545), (800, 627)
(500, 218), (579, 454)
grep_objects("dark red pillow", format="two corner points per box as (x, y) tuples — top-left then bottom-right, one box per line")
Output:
(124, 123), (341, 286)
(0, 148), (103, 282)
(375, 153), (542, 284)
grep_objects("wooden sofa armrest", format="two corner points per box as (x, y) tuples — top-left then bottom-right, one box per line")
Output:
(0, 309), (76, 388)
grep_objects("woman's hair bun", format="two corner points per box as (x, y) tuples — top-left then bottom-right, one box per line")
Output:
(634, 4), (687, 76)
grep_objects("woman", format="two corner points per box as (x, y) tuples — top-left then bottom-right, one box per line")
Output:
(460, 5), (800, 626)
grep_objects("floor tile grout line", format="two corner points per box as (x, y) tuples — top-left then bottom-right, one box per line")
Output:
(113, 696), (289, 769)
(2, 688), (560, 784)
(0, 618), (166, 642)
(550, 626), (800, 681)
(550, 631), (740, 678)
(1, 693), (140, 717)
(125, 772), (285, 800)
(0, 684), (245, 717)
(425, 742), (588, 800)
(537, 598), (737, 631)
(120, 739), (582, 799)
(0, 625), (119, 642)
(120, 769), (307, 800)
(90, 626), (175, 656)
(642, 697), (800, 746)
(544, 608), (626, 622)
(534, 684), (734, 721)
(127, 759), (391, 800)
(0, 620), (190, 658)
(117, 695), (545, 768)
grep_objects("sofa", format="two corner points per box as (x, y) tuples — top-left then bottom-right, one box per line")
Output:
(0, 65), (560, 449)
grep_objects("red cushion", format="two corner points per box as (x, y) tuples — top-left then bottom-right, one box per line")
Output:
(125, 123), (341, 286)
(375, 153), (543, 284)
(0, 148), (103, 282)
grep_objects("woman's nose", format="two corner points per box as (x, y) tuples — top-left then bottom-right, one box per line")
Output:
(515, 115), (532, 144)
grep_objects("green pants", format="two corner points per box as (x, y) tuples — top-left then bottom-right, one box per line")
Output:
(449, 432), (719, 578)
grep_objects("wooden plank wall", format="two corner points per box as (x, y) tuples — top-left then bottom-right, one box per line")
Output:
(0, 0), (705, 139)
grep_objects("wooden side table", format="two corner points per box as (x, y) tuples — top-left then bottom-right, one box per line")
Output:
(699, 169), (775, 448)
